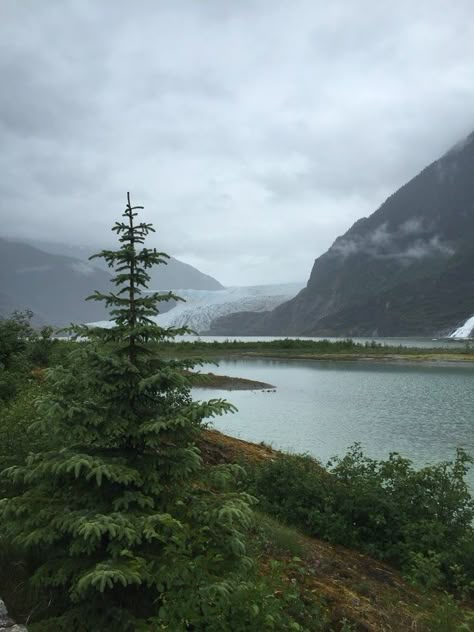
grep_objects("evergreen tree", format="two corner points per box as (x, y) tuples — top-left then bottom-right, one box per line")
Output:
(0, 194), (264, 630)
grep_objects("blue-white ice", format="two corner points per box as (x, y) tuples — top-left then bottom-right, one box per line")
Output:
(89, 283), (303, 333)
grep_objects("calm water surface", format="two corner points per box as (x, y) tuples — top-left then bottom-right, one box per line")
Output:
(196, 358), (474, 487)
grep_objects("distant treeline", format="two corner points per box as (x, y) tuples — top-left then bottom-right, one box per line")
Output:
(155, 337), (472, 356)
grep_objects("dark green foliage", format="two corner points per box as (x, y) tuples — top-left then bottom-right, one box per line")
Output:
(27, 326), (57, 367)
(0, 195), (310, 630)
(426, 593), (474, 631)
(0, 310), (34, 370)
(0, 383), (52, 480)
(247, 446), (474, 596)
(0, 310), (34, 402)
(0, 311), (59, 404)
(159, 337), (362, 355)
(155, 337), (473, 358)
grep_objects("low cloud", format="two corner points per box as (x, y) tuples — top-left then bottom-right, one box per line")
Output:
(330, 219), (454, 261)
(70, 262), (96, 276)
(1, 1), (474, 285)
(401, 236), (454, 260)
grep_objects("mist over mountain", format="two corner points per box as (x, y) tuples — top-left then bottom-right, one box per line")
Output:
(21, 239), (224, 292)
(0, 238), (223, 326)
(0, 238), (112, 326)
(210, 131), (474, 337)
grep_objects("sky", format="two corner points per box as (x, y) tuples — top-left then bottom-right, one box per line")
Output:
(1, 1), (474, 286)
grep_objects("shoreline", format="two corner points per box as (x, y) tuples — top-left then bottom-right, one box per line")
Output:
(159, 340), (474, 366)
(235, 351), (474, 365)
(190, 372), (275, 391)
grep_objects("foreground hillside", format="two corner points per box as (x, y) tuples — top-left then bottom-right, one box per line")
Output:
(1, 330), (474, 630)
(198, 430), (474, 631)
(211, 131), (474, 338)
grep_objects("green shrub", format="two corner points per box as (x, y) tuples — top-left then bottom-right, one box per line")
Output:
(247, 446), (474, 596)
(0, 310), (33, 370)
(426, 593), (474, 631)
(27, 326), (58, 367)
(406, 551), (444, 591)
(0, 383), (53, 477)
(0, 311), (50, 403)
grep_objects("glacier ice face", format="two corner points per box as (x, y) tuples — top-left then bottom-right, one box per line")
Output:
(88, 283), (304, 333)
(152, 283), (304, 333)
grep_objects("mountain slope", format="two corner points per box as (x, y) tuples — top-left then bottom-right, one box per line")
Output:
(148, 257), (223, 291)
(211, 131), (474, 337)
(0, 239), (224, 326)
(21, 239), (224, 292)
(0, 238), (112, 326)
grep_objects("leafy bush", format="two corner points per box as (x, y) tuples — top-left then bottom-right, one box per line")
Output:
(426, 593), (474, 631)
(0, 311), (36, 403)
(27, 326), (58, 367)
(0, 383), (51, 475)
(0, 310), (33, 370)
(247, 445), (474, 595)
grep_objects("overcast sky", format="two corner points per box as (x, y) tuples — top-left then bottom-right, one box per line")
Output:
(1, 1), (474, 286)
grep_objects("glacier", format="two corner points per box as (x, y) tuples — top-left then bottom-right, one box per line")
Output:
(153, 283), (304, 333)
(89, 283), (304, 333)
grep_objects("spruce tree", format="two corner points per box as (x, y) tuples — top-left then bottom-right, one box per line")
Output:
(0, 194), (260, 630)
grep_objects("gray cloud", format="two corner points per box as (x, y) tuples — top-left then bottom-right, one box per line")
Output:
(1, 0), (474, 285)
(330, 219), (455, 261)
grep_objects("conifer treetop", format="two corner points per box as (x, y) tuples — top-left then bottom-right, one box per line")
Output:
(83, 192), (190, 357)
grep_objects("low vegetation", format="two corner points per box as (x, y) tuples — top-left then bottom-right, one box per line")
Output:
(155, 337), (474, 364)
(0, 197), (473, 630)
(245, 447), (474, 598)
(189, 371), (275, 391)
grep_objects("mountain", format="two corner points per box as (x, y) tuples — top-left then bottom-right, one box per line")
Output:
(0, 238), (223, 326)
(148, 257), (223, 291)
(21, 239), (224, 292)
(0, 238), (112, 326)
(210, 131), (474, 337)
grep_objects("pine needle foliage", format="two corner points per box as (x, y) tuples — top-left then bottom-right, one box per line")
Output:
(0, 194), (269, 630)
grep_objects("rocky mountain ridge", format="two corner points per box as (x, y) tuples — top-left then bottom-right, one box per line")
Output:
(211, 131), (474, 337)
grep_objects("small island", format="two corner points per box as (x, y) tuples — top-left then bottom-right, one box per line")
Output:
(190, 371), (275, 391)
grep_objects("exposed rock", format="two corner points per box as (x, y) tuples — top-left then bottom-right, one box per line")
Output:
(0, 599), (27, 631)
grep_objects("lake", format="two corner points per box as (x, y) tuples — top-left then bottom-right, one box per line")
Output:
(196, 357), (474, 488)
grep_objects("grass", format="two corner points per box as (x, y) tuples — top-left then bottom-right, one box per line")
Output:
(154, 338), (474, 364)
